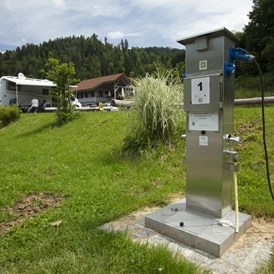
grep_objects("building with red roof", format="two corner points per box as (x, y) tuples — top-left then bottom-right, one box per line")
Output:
(75, 73), (132, 106)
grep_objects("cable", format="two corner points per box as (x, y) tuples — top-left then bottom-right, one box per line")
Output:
(254, 60), (274, 201)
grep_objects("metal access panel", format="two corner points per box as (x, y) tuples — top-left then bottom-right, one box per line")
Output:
(184, 74), (221, 112)
(178, 28), (238, 218)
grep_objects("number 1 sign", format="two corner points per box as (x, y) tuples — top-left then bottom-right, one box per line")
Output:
(191, 77), (210, 104)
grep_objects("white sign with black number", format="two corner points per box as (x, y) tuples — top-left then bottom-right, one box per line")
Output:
(191, 77), (210, 104)
(189, 112), (219, 131)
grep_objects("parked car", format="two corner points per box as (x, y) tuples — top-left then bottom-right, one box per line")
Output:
(71, 96), (82, 108)
(102, 103), (118, 111)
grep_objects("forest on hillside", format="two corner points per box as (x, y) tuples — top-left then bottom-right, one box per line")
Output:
(0, 35), (185, 81)
(0, 0), (273, 88)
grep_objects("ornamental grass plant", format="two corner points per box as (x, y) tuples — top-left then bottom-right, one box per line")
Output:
(124, 70), (184, 154)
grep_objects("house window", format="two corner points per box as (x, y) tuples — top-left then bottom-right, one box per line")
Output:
(91, 91), (94, 97)
(105, 90), (112, 97)
(85, 92), (88, 98)
(80, 93), (83, 99)
(98, 90), (103, 97)
(42, 89), (49, 95)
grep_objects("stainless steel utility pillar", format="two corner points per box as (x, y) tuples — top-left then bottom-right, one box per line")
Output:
(145, 28), (252, 257)
(179, 28), (238, 218)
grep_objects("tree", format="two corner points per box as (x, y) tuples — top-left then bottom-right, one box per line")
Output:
(124, 39), (129, 50)
(244, 0), (274, 72)
(120, 39), (125, 51)
(0, 35), (184, 80)
(45, 58), (76, 126)
(262, 36), (274, 71)
(92, 33), (98, 41)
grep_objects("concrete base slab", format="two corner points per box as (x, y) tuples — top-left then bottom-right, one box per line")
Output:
(145, 198), (252, 257)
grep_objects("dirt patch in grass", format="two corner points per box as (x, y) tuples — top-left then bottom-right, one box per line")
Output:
(235, 121), (261, 147)
(229, 217), (274, 250)
(0, 192), (64, 234)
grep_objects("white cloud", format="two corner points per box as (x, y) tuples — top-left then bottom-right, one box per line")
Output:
(195, 0), (251, 14)
(62, 0), (129, 18)
(0, 0), (253, 49)
(158, 0), (252, 48)
(108, 31), (125, 39)
(107, 31), (142, 39)
(53, 0), (65, 7)
(130, 0), (193, 10)
(3, 0), (48, 10)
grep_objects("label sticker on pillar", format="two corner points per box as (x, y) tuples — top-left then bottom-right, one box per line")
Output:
(199, 136), (208, 146)
(199, 60), (207, 70)
(189, 112), (219, 131)
(191, 77), (210, 104)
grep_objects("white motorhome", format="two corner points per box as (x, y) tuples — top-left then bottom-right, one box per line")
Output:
(0, 73), (81, 111)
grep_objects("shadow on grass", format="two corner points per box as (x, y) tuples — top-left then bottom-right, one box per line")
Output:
(15, 121), (56, 139)
(90, 147), (141, 168)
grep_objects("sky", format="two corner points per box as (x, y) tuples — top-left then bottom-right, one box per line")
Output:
(0, 0), (253, 51)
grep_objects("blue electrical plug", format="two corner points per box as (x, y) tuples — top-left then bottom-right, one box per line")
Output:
(224, 62), (235, 77)
(229, 47), (255, 63)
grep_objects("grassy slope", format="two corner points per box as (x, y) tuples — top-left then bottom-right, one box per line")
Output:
(235, 106), (274, 217)
(0, 108), (273, 273)
(0, 112), (200, 274)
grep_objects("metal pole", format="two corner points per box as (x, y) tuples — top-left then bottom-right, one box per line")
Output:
(16, 84), (18, 109)
(68, 76), (72, 114)
(234, 96), (274, 105)
(57, 90), (61, 127)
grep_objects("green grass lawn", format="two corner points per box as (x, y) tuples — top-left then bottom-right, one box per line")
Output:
(235, 106), (274, 217)
(0, 108), (273, 273)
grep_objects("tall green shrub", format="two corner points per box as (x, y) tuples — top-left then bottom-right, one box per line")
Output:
(45, 58), (76, 126)
(124, 70), (184, 153)
(0, 106), (20, 127)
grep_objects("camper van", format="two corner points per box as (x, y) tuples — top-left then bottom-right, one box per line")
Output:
(0, 73), (81, 111)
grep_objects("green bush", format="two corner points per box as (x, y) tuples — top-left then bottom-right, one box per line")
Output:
(124, 69), (184, 154)
(0, 105), (21, 127)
